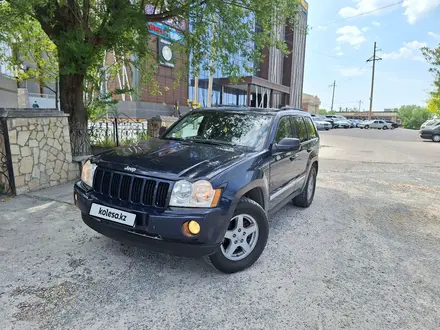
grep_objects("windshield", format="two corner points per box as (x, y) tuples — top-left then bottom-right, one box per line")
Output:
(163, 111), (274, 150)
(425, 120), (440, 127)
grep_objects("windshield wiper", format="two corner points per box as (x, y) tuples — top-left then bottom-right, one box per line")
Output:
(190, 138), (236, 147)
(162, 137), (193, 143)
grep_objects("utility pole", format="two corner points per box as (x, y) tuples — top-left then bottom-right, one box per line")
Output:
(366, 42), (382, 119)
(329, 80), (336, 112)
(358, 100), (363, 112)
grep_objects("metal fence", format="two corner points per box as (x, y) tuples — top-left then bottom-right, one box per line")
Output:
(70, 116), (149, 157)
(0, 118), (15, 195)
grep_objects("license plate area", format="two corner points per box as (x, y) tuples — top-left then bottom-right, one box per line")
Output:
(89, 203), (136, 227)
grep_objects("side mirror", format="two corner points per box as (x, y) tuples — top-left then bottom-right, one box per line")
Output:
(272, 138), (301, 153)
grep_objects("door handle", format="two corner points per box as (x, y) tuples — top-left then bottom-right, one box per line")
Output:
(289, 155), (297, 161)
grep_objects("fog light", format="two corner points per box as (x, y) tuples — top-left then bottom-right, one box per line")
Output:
(188, 221), (200, 235)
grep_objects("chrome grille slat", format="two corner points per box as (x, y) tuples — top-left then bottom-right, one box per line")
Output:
(93, 168), (170, 208)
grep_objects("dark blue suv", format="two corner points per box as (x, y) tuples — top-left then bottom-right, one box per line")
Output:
(74, 108), (319, 273)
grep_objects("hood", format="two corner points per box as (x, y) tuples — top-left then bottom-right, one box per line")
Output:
(93, 138), (250, 180)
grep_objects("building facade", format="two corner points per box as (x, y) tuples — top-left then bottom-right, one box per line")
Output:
(335, 110), (400, 122)
(188, 2), (308, 109)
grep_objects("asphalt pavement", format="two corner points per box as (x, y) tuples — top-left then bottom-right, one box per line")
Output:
(1, 128), (440, 329)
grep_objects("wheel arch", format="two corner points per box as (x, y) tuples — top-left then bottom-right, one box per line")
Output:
(234, 179), (269, 212)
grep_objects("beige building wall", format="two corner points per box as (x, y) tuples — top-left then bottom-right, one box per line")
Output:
(302, 93), (321, 114)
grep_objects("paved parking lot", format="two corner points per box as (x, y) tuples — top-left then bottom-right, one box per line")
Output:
(1, 129), (440, 329)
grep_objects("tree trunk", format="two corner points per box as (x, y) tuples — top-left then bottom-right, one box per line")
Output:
(59, 73), (90, 156)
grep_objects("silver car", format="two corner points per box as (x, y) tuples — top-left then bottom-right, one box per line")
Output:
(358, 120), (392, 130)
(312, 118), (331, 130)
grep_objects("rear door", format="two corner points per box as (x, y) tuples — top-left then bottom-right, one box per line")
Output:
(372, 120), (380, 128)
(290, 116), (310, 189)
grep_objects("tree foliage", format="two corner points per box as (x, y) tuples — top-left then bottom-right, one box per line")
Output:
(0, 2), (58, 93)
(398, 105), (432, 130)
(1, 0), (303, 154)
(422, 44), (440, 115)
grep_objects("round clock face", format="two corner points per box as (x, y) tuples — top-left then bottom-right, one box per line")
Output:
(162, 45), (173, 62)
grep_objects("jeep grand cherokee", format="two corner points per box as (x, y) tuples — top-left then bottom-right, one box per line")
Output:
(74, 108), (319, 273)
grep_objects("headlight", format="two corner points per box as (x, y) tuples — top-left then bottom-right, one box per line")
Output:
(81, 160), (97, 188)
(170, 180), (222, 208)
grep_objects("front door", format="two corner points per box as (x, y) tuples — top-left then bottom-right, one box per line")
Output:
(269, 116), (297, 208)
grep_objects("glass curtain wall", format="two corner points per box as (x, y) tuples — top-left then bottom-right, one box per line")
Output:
(188, 15), (255, 107)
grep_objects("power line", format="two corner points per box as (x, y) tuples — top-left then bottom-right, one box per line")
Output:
(313, 1), (404, 29)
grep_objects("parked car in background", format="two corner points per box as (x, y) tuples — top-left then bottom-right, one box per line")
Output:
(421, 119), (439, 129)
(312, 117), (332, 130)
(313, 115), (334, 127)
(350, 119), (361, 127)
(386, 121), (399, 129)
(358, 120), (392, 130)
(333, 119), (352, 129)
(420, 119), (440, 142)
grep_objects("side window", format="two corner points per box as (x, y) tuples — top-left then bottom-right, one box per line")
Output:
(304, 117), (317, 139)
(374, 121), (379, 124)
(292, 117), (308, 142)
(275, 117), (293, 143)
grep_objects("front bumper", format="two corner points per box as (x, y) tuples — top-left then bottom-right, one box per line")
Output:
(74, 181), (231, 257)
(420, 133), (433, 140)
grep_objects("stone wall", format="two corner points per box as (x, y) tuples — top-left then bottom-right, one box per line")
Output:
(1, 109), (80, 195)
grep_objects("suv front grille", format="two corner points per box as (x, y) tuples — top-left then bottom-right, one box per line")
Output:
(93, 168), (170, 208)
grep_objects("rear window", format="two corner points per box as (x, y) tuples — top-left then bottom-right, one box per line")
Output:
(304, 117), (317, 139)
(292, 117), (308, 142)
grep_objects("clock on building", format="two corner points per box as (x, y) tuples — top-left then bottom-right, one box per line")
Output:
(158, 39), (175, 68)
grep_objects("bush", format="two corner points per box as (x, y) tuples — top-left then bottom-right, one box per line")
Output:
(398, 105), (432, 129)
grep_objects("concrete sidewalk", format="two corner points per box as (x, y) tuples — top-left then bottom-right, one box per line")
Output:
(25, 181), (76, 204)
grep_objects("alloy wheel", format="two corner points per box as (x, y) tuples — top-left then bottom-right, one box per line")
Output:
(221, 214), (259, 261)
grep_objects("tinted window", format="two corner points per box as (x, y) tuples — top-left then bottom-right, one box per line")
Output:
(275, 117), (293, 143)
(164, 111), (273, 150)
(292, 117), (308, 142)
(304, 117), (317, 139)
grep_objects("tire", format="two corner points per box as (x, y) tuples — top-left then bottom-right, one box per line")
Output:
(360, 127), (364, 129)
(206, 197), (269, 273)
(432, 135), (440, 142)
(383, 126), (388, 130)
(293, 164), (317, 208)
(364, 125), (370, 129)
(325, 128), (329, 131)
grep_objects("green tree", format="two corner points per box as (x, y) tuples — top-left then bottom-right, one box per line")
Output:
(0, 3), (58, 103)
(422, 44), (440, 115)
(427, 94), (440, 115)
(318, 109), (327, 115)
(398, 105), (432, 129)
(1, 0), (302, 154)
